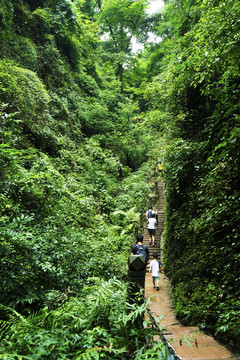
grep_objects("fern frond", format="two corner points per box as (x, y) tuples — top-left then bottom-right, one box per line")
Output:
(76, 348), (100, 360)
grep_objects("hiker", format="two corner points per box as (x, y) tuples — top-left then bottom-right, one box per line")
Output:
(149, 252), (162, 290)
(130, 234), (149, 268)
(146, 206), (158, 226)
(146, 206), (153, 221)
(156, 163), (164, 178)
(147, 212), (157, 246)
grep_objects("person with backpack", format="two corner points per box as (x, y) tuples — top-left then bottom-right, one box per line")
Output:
(130, 234), (149, 268)
(146, 206), (158, 225)
(149, 252), (162, 290)
(147, 212), (157, 246)
(146, 206), (153, 221)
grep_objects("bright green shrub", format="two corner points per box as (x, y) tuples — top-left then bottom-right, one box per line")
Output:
(0, 60), (50, 127)
(0, 35), (37, 70)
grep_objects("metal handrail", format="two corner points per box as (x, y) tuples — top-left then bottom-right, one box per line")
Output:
(146, 306), (180, 360)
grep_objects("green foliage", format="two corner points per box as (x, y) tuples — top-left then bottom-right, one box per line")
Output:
(160, 0), (201, 38)
(144, 0), (240, 351)
(0, 0), (14, 30)
(96, 0), (150, 86)
(0, 60), (50, 119)
(0, 35), (38, 70)
(0, 103), (157, 315)
(0, 280), (161, 359)
(6, 0), (240, 356)
(0, 61), (59, 153)
(0, 0), (164, 357)
(99, 0), (149, 47)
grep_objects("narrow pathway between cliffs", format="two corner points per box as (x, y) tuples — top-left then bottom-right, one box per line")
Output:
(143, 180), (236, 360)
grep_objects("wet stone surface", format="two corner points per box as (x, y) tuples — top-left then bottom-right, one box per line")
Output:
(145, 272), (236, 360)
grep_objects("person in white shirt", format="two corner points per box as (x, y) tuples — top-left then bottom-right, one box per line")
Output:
(147, 212), (157, 246)
(149, 252), (162, 290)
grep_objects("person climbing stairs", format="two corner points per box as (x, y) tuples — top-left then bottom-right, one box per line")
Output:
(142, 180), (165, 271)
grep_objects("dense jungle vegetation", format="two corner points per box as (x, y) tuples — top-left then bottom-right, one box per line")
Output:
(0, 0), (239, 358)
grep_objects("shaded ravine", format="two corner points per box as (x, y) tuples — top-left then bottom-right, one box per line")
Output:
(143, 180), (236, 360)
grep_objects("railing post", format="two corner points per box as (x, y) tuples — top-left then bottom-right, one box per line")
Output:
(127, 254), (146, 304)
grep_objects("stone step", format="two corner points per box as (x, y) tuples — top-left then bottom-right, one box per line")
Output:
(142, 180), (164, 271)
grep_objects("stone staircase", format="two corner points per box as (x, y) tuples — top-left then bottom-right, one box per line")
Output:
(142, 180), (165, 268)
(144, 180), (237, 360)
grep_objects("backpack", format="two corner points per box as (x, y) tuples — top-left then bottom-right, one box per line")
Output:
(158, 260), (162, 271)
(147, 210), (153, 219)
(135, 244), (147, 262)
